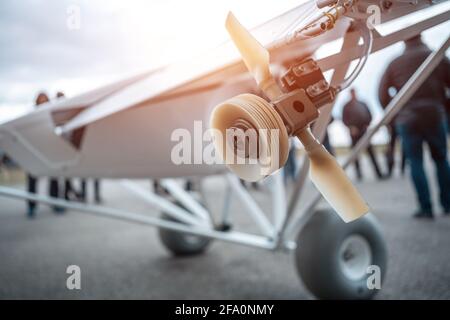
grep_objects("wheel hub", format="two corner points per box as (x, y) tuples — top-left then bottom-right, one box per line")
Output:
(338, 234), (372, 281)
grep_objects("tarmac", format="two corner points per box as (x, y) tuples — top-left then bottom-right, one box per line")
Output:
(0, 153), (449, 299)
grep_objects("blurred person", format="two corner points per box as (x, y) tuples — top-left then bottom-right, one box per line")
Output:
(46, 92), (66, 213)
(379, 34), (450, 218)
(342, 88), (384, 181)
(26, 92), (50, 217)
(379, 80), (407, 177)
(27, 92), (66, 217)
(55, 91), (102, 204)
(79, 179), (102, 204)
(56, 91), (81, 202)
(385, 121), (406, 177)
(284, 139), (297, 184)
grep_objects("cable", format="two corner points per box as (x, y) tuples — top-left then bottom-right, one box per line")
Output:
(272, 4), (322, 48)
(336, 22), (373, 92)
(271, 0), (372, 89)
(281, 1), (318, 37)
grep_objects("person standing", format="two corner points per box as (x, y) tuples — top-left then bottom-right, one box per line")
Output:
(47, 92), (65, 213)
(54, 91), (102, 204)
(378, 34), (450, 218)
(27, 92), (49, 217)
(26, 92), (67, 217)
(56, 91), (80, 202)
(78, 179), (102, 203)
(342, 88), (384, 181)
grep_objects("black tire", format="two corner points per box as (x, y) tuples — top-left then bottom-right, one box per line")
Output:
(158, 213), (211, 256)
(295, 209), (387, 300)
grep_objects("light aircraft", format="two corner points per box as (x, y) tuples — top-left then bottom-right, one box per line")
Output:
(0, 0), (449, 299)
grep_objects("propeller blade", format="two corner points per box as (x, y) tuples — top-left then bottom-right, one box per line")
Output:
(297, 129), (369, 222)
(225, 12), (272, 86)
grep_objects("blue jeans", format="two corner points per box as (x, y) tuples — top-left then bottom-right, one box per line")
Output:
(397, 120), (450, 212)
(284, 146), (297, 184)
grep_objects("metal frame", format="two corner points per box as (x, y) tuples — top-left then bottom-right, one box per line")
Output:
(0, 10), (449, 253)
(283, 35), (450, 242)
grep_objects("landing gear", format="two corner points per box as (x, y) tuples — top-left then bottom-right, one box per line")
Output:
(158, 210), (211, 256)
(295, 209), (387, 299)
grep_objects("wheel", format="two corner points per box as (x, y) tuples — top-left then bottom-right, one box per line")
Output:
(158, 213), (211, 256)
(295, 209), (387, 300)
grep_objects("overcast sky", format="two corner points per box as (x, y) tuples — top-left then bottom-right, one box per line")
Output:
(0, 0), (299, 109)
(0, 0), (449, 144)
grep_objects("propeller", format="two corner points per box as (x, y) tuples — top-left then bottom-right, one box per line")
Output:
(211, 12), (369, 222)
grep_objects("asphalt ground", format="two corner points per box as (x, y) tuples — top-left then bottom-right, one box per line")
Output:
(0, 152), (449, 299)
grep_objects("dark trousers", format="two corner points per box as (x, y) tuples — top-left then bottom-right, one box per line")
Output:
(79, 179), (101, 203)
(27, 174), (37, 212)
(322, 132), (335, 156)
(26, 176), (61, 213)
(49, 177), (63, 211)
(397, 120), (450, 212)
(351, 132), (383, 180)
(284, 146), (297, 183)
(386, 124), (406, 176)
(64, 179), (74, 200)
(49, 177), (59, 198)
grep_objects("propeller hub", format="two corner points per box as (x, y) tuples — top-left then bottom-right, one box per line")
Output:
(228, 119), (258, 159)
